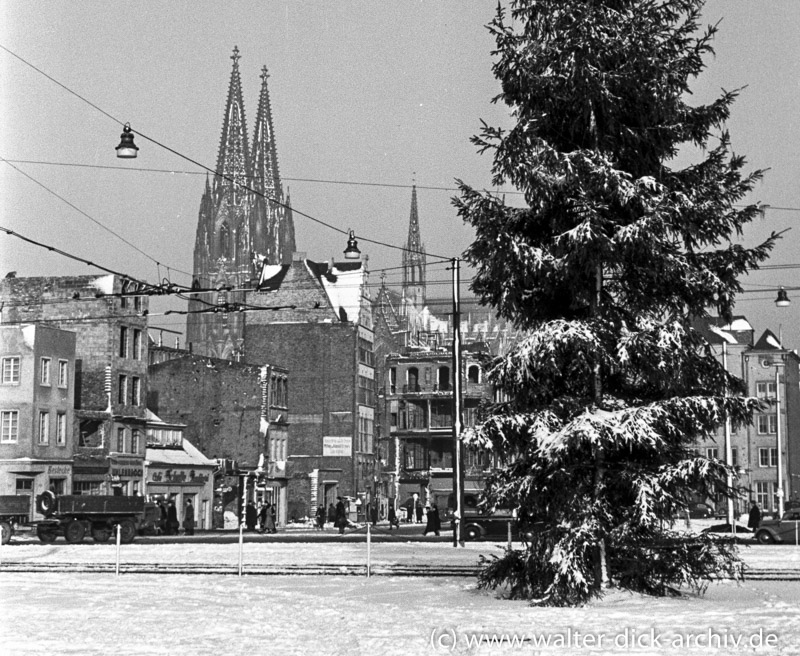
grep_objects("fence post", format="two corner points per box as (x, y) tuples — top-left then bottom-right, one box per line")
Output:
(115, 523), (121, 577)
(366, 522), (371, 578)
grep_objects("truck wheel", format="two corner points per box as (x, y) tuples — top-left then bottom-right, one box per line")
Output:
(64, 520), (86, 544)
(36, 490), (57, 517)
(92, 528), (111, 543)
(37, 525), (58, 543)
(0, 521), (11, 545)
(118, 519), (137, 544)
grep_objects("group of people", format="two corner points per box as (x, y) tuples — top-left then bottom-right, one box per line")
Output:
(311, 498), (441, 536)
(156, 498), (195, 536)
(244, 501), (277, 533)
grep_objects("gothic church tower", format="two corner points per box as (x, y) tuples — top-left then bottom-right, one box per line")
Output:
(401, 185), (426, 319)
(187, 47), (296, 359)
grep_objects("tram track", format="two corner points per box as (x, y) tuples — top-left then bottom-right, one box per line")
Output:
(2, 561), (799, 580)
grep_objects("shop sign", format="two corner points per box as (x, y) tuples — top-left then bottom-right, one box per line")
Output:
(149, 469), (209, 485)
(323, 436), (352, 457)
(111, 468), (143, 478)
(48, 465), (72, 475)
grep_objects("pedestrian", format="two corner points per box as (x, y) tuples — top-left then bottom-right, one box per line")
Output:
(405, 503), (413, 523)
(423, 504), (441, 536)
(748, 500), (762, 531)
(335, 496), (347, 535)
(183, 499), (195, 536)
(327, 503), (336, 524)
(387, 505), (399, 530)
(265, 502), (277, 533)
(370, 500), (379, 527)
(245, 501), (258, 531)
(157, 500), (167, 535)
(166, 500), (179, 535)
(316, 504), (326, 530)
(258, 503), (268, 533)
(415, 501), (424, 524)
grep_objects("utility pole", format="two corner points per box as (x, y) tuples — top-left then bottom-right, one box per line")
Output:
(451, 258), (464, 547)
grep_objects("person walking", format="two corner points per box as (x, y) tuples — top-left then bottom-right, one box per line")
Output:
(423, 504), (441, 536)
(166, 500), (179, 536)
(266, 503), (277, 533)
(316, 504), (326, 530)
(335, 496), (347, 535)
(327, 503), (336, 525)
(387, 505), (399, 531)
(183, 499), (196, 536)
(748, 501), (762, 531)
(245, 501), (258, 531)
(415, 501), (424, 524)
(370, 500), (379, 527)
(258, 503), (268, 533)
(157, 500), (167, 535)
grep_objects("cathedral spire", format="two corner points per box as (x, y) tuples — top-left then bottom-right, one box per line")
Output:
(215, 46), (250, 203)
(402, 185), (426, 294)
(252, 66), (282, 199)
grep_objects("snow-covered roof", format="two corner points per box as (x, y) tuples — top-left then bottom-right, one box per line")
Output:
(708, 325), (737, 344)
(146, 438), (215, 468)
(314, 260), (366, 322)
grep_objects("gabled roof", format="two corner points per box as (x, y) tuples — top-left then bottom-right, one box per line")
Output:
(753, 329), (784, 351)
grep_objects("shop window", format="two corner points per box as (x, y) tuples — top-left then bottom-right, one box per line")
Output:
(73, 481), (102, 496)
(15, 478), (33, 493)
(1, 410), (19, 443)
(40, 357), (51, 386)
(2, 356), (20, 384)
(50, 478), (65, 495)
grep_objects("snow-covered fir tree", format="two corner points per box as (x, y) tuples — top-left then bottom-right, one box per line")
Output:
(455, 0), (779, 605)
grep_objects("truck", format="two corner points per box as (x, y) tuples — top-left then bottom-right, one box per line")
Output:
(34, 491), (158, 544)
(0, 495), (31, 545)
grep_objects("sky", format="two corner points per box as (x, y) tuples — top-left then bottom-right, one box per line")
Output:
(1, 1), (800, 346)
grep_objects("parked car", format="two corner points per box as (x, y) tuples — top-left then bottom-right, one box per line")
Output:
(674, 502), (715, 520)
(453, 508), (541, 541)
(753, 509), (800, 545)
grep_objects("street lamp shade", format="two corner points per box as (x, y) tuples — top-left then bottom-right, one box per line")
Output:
(115, 123), (139, 158)
(775, 287), (791, 308)
(343, 230), (361, 259)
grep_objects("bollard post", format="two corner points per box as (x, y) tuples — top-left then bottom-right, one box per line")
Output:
(115, 523), (121, 577)
(366, 522), (371, 578)
(238, 519), (244, 577)
(507, 520), (512, 551)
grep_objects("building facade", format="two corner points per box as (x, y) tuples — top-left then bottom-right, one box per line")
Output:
(0, 275), (149, 497)
(0, 324), (76, 518)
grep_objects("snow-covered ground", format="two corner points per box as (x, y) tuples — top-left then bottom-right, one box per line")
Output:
(1, 540), (799, 655)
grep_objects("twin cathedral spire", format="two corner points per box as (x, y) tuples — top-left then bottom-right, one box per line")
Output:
(192, 46), (296, 293)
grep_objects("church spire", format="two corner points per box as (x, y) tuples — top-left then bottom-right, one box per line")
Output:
(252, 66), (282, 199)
(402, 185), (426, 294)
(215, 46), (250, 204)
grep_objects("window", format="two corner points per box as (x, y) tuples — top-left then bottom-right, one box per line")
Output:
(1, 357), (20, 384)
(131, 429), (139, 454)
(38, 411), (50, 444)
(15, 477), (33, 492)
(117, 427), (126, 453)
(118, 375), (128, 405)
(705, 448), (719, 459)
(759, 447), (778, 467)
(1, 410), (19, 443)
(119, 326), (128, 358)
(56, 413), (67, 446)
(389, 367), (397, 394)
(756, 381), (777, 400)
(467, 365), (480, 384)
(755, 481), (772, 511)
(131, 377), (141, 406)
(40, 357), (51, 386)
(404, 440), (426, 470)
(731, 447), (738, 467)
(757, 414), (777, 435)
(73, 481), (102, 496)
(407, 367), (419, 392)
(437, 367), (450, 391)
(58, 360), (69, 388)
(132, 329), (142, 360)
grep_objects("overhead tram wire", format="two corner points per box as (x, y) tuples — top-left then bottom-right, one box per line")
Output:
(0, 43), (457, 262)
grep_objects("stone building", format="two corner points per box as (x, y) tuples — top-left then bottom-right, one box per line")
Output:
(186, 47), (296, 361)
(0, 275), (149, 497)
(147, 346), (289, 525)
(0, 324), (76, 518)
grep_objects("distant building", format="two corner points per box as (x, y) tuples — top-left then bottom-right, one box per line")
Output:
(0, 274), (149, 497)
(147, 347), (289, 526)
(186, 47), (296, 360)
(144, 410), (216, 530)
(695, 316), (800, 515)
(0, 324), (76, 518)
